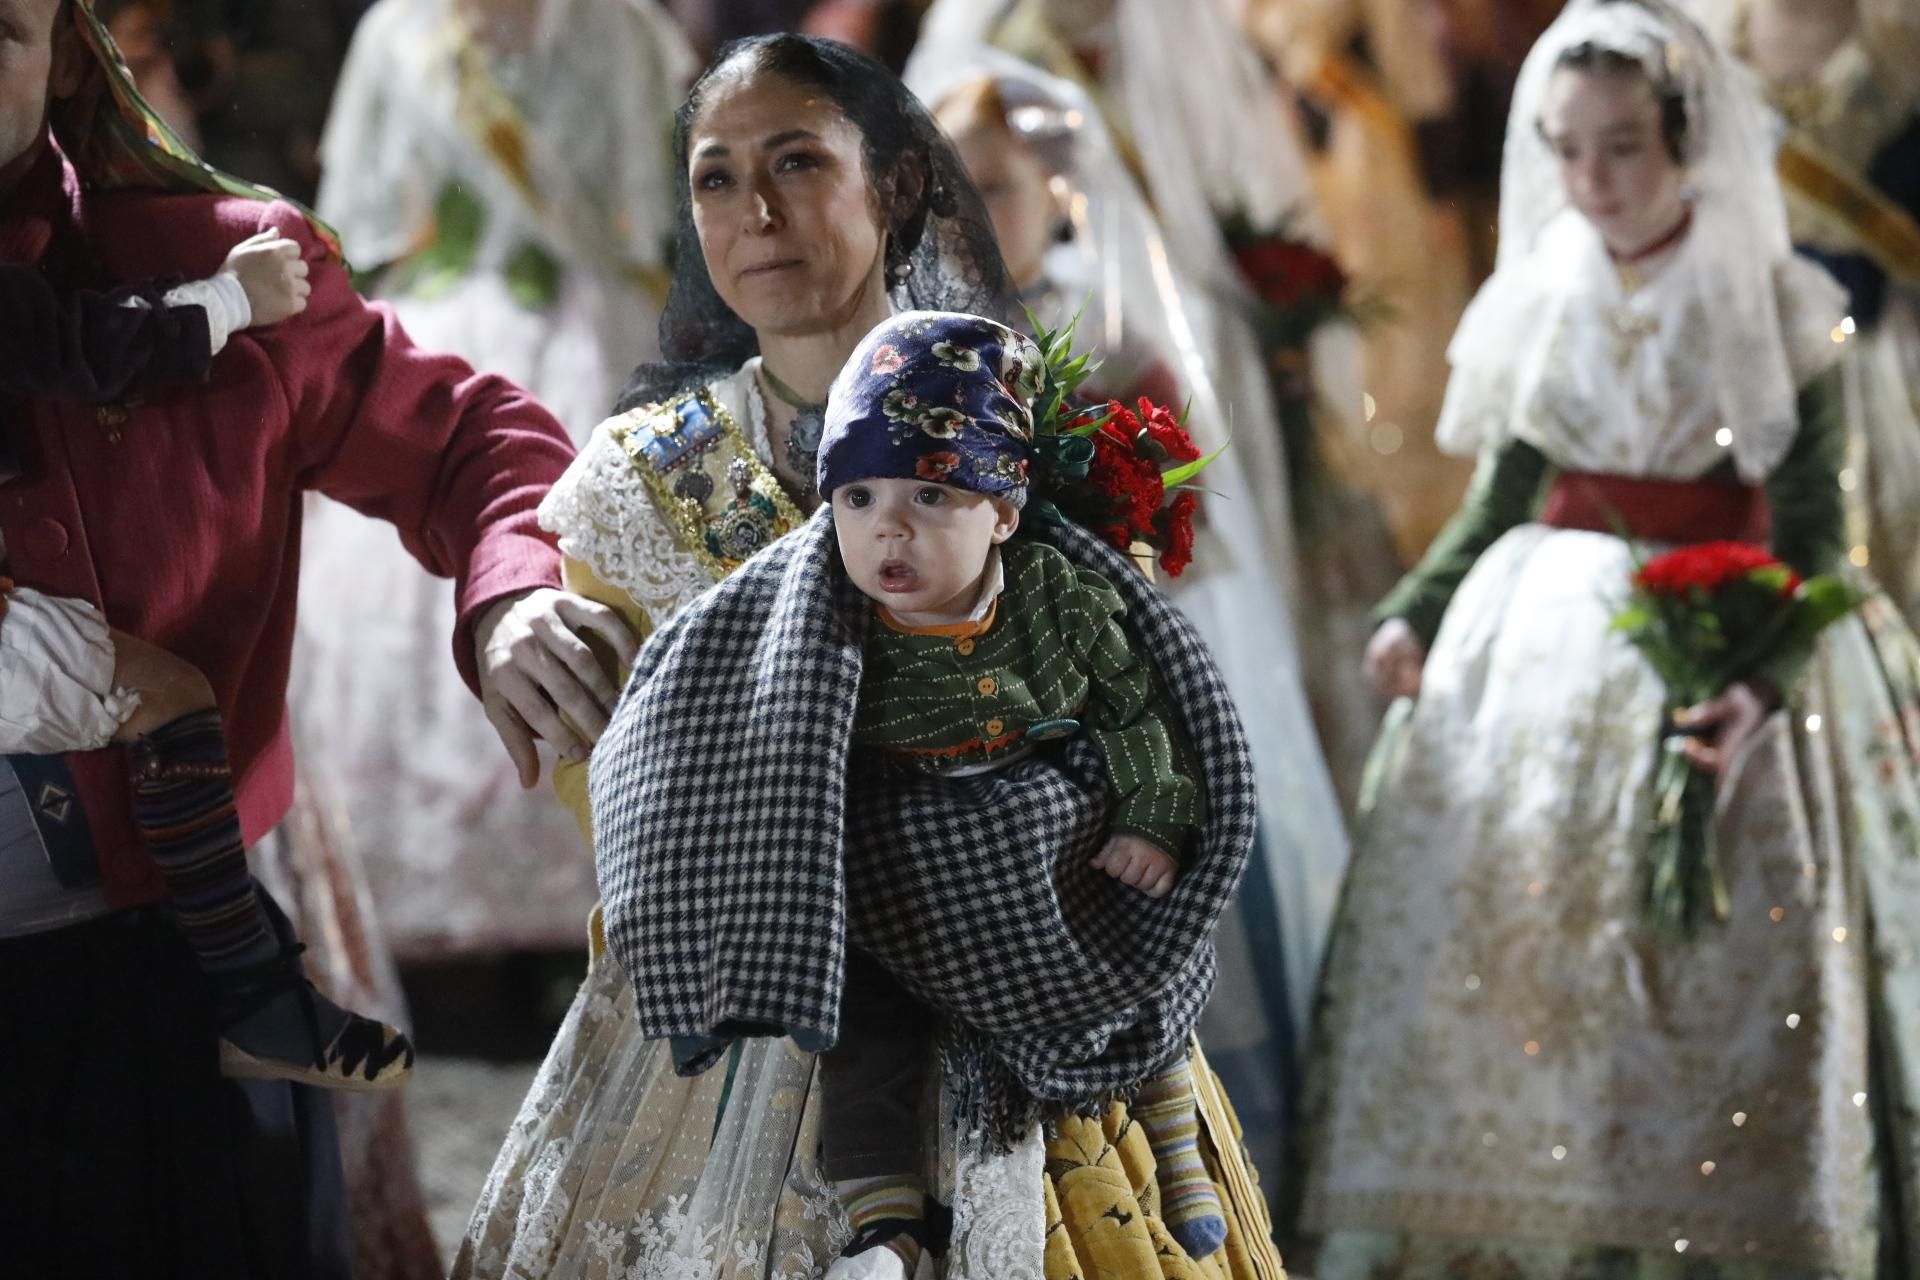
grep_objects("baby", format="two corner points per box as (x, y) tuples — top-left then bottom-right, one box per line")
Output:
(1, 230), (414, 1090)
(815, 311), (1225, 1275)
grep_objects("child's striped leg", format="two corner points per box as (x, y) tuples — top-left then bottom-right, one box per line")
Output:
(131, 709), (413, 1091)
(1132, 1052), (1228, 1258)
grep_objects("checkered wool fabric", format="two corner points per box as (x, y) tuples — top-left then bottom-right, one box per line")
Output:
(590, 509), (1256, 1143)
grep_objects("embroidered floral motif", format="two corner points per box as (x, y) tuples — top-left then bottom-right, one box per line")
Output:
(916, 451), (962, 481)
(933, 340), (983, 371)
(868, 343), (906, 376)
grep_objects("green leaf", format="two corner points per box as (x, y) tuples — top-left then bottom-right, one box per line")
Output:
(1162, 437), (1229, 488)
(1612, 604), (1654, 634)
(1794, 575), (1867, 630)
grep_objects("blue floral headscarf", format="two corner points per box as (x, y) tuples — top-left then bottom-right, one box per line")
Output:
(817, 311), (1048, 506)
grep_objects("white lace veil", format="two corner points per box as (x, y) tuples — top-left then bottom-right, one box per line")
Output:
(1438, 0), (1843, 479)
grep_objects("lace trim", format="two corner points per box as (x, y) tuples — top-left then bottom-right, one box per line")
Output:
(537, 367), (775, 625)
(944, 1107), (1048, 1277)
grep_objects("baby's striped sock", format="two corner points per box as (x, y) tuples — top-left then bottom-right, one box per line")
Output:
(1132, 1054), (1228, 1258)
(834, 1174), (925, 1272)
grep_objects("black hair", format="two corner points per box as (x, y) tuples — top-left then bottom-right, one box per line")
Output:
(1552, 40), (1690, 162)
(618, 34), (1012, 409)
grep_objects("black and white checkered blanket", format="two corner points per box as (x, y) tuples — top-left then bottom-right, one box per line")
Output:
(590, 509), (1255, 1142)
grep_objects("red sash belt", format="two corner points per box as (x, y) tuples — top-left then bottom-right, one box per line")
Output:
(1540, 471), (1771, 545)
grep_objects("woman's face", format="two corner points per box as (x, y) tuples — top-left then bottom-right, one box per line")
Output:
(1541, 64), (1687, 255)
(944, 113), (1058, 291)
(686, 65), (891, 339)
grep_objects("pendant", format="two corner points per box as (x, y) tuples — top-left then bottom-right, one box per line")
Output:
(1608, 308), (1661, 372)
(785, 407), (825, 500)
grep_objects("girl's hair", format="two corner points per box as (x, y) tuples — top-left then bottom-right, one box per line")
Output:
(616, 34), (1012, 410)
(1553, 40), (1691, 162)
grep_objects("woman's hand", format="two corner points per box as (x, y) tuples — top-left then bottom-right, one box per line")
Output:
(1091, 835), (1177, 899)
(1676, 681), (1774, 776)
(474, 588), (642, 788)
(108, 628), (215, 742)
(1364, 618), (1427, 702)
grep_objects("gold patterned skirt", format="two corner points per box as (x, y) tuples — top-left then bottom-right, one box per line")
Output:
(454, 916), (1286, 1280)
(1298, 526), (1920, 1279)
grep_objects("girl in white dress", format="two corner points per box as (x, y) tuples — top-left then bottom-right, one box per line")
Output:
(1299, 2), (1920, 1275)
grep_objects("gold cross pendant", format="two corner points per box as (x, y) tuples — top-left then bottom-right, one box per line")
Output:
(1609, 309), (1661, 371)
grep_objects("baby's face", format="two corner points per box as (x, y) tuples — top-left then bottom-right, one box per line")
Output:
(833, 478), (1020, 624)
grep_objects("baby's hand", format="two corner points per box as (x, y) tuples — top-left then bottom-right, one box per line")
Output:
(222, 230), (311, 328)
(1090, 834), (1176, 899)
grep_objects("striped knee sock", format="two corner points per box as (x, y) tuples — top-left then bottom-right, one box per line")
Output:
(130, 709), (276, 973)
(1132, 1055), (1228, 1258)
(835, 1174), (925, 1267)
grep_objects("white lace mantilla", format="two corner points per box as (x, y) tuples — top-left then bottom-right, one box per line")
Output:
(538, 363), (773, 618)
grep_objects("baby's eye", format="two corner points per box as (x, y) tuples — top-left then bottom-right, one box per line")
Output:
(844, 487), (872, 508)
(914, 487), (947, 506)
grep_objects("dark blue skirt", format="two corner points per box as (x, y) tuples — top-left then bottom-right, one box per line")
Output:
(0, 898), (352, 1280)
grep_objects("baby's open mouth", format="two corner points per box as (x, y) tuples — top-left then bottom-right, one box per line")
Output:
(878, 560), (918, 593)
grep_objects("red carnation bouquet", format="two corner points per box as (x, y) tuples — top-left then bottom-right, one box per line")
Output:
(1218, 210), (1377, 533)
(1026, 312), (1219, 577)
(1222, 211), (1355, 354)
(1611, 541), (1862, 932)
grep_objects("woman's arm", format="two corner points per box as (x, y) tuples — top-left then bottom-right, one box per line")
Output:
(1372, 436), (1553, 646)
(1765, 364), (1848, 581)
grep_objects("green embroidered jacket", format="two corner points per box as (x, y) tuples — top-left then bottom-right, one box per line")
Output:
(853, 539), (1200, 858)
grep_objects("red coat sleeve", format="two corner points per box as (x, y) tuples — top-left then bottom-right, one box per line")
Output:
(246, 202), (574, 691)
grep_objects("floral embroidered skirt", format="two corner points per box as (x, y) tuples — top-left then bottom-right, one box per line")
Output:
(454, 927), (1287, 1280)
(1298, 525), (1920, 1278)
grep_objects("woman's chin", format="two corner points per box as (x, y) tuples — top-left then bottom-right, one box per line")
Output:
(733, 283), (833, 335)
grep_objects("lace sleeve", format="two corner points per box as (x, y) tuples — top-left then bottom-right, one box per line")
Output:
(537, 420), (716, 627)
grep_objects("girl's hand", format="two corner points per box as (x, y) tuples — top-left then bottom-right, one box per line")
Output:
(222, 230), (311, 328)
(1364, 617), (1427, 701)
(108, 629), (215, 742)
(1676, 681), (1772, 776)
(1091, 835), (1177, 899)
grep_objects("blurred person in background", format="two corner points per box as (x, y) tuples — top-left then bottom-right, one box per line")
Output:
(291, 0), (694, 963)
(1694, 0), (1920, 621)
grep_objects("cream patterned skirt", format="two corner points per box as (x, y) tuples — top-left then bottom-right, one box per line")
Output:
(1300, 524), (1920, 1278)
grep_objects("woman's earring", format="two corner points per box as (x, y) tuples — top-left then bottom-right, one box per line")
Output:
(888, 259), (915, 286)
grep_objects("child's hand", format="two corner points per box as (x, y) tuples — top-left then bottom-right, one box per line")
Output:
(1091, 835), (1177, 898)
(1364, 617), (1426, 702)
(222, 230), (311, 328)
(108, 628), (215, 742)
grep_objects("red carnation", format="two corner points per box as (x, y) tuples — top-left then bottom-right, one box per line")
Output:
(1633, 542), (1799, 598)
(1231, 236), (1348, 309)
(1134, 398), (1202, 464)
(1159, 491), (1199, 577)
(1085, 406), (1166, 541)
